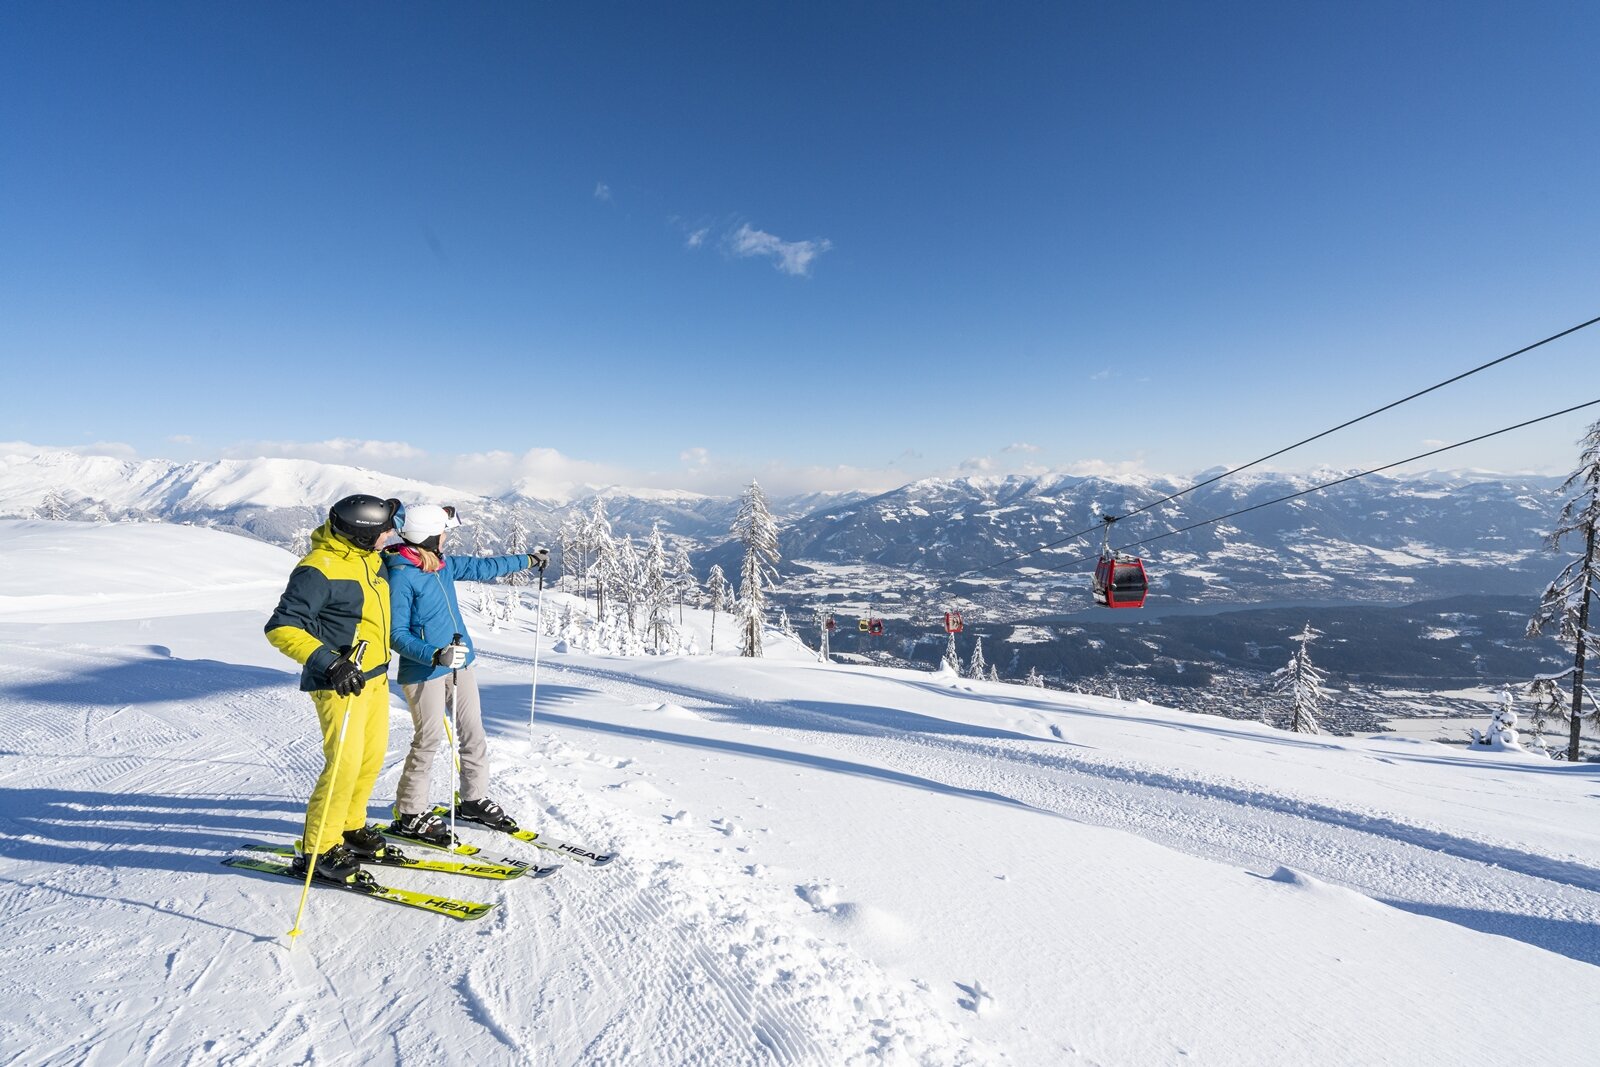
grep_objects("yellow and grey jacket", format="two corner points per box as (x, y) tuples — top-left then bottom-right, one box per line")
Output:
(265, 522), (391, 692)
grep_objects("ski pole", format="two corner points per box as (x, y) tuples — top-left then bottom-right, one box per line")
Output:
(288, 639), (367, 946)
(448, 633), (462, 847)
(529, 571), (545, 748)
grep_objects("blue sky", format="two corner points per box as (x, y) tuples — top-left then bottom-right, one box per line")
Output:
(3, 3), (1597, 496)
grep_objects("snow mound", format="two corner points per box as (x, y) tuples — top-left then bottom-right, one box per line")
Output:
(642, 701), (702, 720)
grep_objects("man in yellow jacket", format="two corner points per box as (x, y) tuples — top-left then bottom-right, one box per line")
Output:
(264, 494), (400, 883)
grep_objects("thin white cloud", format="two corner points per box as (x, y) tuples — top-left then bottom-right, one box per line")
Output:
(229, 438), (427, 464)
(728, 223), (832, 277)
(680, 447), (710, 470)
(0, 439), (137, 459)
(594, 182), (612, 202)
(167, 434), (194, 444)
(1056, 457), (1153, 479)
(1002, 442), (1040, 454)
(685, 227), (709, 249)
(1089, 368), (1112, 381)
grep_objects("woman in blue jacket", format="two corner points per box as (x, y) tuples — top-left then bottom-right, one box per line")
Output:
(383, 503), (547, 844)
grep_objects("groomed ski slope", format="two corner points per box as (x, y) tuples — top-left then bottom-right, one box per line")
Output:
(0, 519), (1596, 1066)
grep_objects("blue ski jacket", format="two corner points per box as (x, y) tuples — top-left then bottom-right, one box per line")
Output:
(383, 548), (532, 685)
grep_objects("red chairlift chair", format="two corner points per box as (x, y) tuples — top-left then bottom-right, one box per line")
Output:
(943, 611), (965, 634)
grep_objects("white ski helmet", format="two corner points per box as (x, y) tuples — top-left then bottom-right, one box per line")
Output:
(398, 504), (462, 544)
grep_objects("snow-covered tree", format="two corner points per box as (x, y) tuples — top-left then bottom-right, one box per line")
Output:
(777, 607), (799, 644)
(1270, 622), (1326, 734)
(643, 523), (674, 652)
(732, 481), (781, 658)
(1471, 687), (1525, 752)
(967, 636), (988, 680)
(475, 584), (501, 633)
(557, 515), (581, 596)
(1025, 666), (1046, 689)
(505, 510), (532, 587)
(1526, 418), (1600, 762)
(585, 498), (616, 616)
(611, 536), (642, 636)
(942, 632), (961, 674)
(671, 544), (698, 624)
(705, 564), (728, 652)
(987, 665), (1000, 682)
(39, 490), (69, 521)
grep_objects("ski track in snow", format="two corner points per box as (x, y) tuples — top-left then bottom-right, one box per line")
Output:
(0, 644), (993, 1066)
(522, 655), (1600, 969)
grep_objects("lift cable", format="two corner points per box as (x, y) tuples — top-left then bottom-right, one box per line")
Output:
(971, 313), (1600, 575)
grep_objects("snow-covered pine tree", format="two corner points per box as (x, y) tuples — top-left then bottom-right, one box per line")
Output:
(988, 665), (1000, 682)
(1269, 622), (1326, 734)
(557, 515), (581, 596)
(475, 584), (501, 633)
(643, 523), (673, 652)
(732, 481), (781, 658)
(671, 544), (698, 625)
(40, 489), (69, 521)
(1471, 686), (1525, 751)
(777, 607), (799, 643)
(967, 636), (988, 680)
(1025, 666), (1046, 689)
(505, 511), (531, 587)
(706, 564), (727, 653)
(942, 632), (961, 674)
(1526, 417), (1600, 762)
(585, 498), (616, 616)
(611, 536), (642, 637)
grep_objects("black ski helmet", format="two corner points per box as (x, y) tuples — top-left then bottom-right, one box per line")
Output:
(328, 495), (399, 550)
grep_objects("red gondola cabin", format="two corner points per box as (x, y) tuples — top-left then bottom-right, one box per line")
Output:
(1093, 554), (1148, 609)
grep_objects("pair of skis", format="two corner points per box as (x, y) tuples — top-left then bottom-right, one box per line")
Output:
(226, 817), (615, 921)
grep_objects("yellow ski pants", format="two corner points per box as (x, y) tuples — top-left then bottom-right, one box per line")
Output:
(302, 679), (390, 856)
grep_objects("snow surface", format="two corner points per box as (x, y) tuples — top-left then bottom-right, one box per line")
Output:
(1, 520), (1598, 1065)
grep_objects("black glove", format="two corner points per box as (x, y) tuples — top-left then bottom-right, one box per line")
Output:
(326, 658), (365, 696)
(433, 644), (468, 669)
(529, 546), (550, 572)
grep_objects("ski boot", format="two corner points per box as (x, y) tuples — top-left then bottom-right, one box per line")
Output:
(389, 810), (453, 848)
(342, 825), (389, 860)
(455, 796), (518, 833)
(289, 843), (364, 885)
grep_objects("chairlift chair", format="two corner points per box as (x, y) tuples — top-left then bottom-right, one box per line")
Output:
(943, 611), (965, 634)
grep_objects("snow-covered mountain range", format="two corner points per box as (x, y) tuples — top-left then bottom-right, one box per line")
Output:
(0, 449), (867, 547)
(2, 449), (1570, 613)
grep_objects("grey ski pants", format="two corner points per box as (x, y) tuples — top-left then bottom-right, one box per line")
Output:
(395, 667), (489, 815)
